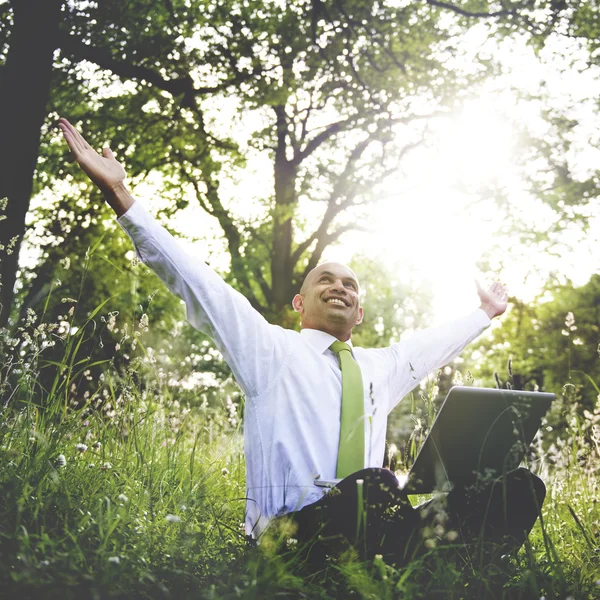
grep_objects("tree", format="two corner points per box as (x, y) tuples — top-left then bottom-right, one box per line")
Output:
(0, 0), (64, 326)
(2, 0), (545, 329)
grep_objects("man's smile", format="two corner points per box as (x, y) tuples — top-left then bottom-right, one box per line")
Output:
(325, 297), (350, 307)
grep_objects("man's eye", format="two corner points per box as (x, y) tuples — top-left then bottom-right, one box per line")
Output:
(345, 282), (356, 289)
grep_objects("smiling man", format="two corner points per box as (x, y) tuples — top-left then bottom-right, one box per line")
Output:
(59, 118), (545, 565)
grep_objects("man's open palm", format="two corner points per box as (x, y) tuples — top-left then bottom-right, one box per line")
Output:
(476, 280), (508, 319)
(59, 118), (126, 194)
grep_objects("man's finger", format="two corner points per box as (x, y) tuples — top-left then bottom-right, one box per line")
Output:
(59, 118), (88, 154)
(103, 146), (115, 160)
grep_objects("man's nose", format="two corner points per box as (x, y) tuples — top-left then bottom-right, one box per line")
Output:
(329, 280), (346, 293)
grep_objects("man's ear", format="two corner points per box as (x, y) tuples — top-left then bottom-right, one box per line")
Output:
(292, 294), (304, 313)
(355, 306), (364, 326)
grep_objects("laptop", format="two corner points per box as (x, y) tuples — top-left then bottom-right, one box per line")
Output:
(403, 386), (555, 494)
(314, 386), (555, 493)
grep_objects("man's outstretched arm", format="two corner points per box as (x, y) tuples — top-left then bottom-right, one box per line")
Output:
(386, 281), (508, 410)
(58, 117), (134, 217)
(58, 117), (288, 398)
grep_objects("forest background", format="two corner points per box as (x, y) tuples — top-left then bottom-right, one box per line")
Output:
(1, 0), (600, 598)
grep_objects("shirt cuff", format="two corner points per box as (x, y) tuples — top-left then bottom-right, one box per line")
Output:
(474, 307), (492, 328)
(116, 199), (155, 260)
(116, 198), (151, 230)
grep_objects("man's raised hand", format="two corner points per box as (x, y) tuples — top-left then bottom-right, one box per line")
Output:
(59, 118), (133, 216)
(476, 280), (508, 320)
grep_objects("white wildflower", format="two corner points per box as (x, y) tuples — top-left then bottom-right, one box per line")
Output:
(101, 462), (112, 470)
(76, 443), (87, 453)
(138, 313), (149, 332)
(93, 441), (102, 449)
(107, 556), (120, 564)
(446, 530), (459, 542)
(221, 467), (229, 477)
(117, 494), (128, 503)
(165, 514), (181, 523)
(60, 257), (71, 270)
(55, 454), (67, 468)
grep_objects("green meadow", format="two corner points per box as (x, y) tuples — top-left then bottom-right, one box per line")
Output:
(0, 303), (598, 600)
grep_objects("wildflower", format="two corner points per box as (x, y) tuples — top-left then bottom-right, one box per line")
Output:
(60, 257), (71, 270)
(76, 443), (88, 453)
(165, 514), (181, 523)
(107, 556), (120, 564)
(88, 463), (95, 468)
(138, 313), (149, 332)
(117, 494), (128, 503)
(286, 538), (298, 548)
(55, 454), (67, 468)
(221, 467), (229, 477)
(446, 530), (459, 542)
(61, 297), (77, 304)
(39, 560), (50, 567)
(101, 462), (112, 470)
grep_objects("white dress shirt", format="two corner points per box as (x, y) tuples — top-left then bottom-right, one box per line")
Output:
(118, 200), (491, 538)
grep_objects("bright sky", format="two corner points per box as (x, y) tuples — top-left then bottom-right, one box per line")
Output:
(305, 33), (600, 323)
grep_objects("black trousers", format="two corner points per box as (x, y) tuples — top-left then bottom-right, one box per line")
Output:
(271, 467), (546, 566)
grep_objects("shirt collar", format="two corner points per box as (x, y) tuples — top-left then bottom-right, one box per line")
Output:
(300, 328), (354, 355)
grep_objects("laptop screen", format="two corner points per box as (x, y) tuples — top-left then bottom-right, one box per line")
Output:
(404, 386), (555, 494)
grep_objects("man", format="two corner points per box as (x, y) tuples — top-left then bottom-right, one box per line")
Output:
(59, 118), (545, 564)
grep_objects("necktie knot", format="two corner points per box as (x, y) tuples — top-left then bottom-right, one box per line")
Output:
(330, 340), (351, 355)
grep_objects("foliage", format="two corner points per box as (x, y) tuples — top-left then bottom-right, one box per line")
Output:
(3, 0), (556, 328)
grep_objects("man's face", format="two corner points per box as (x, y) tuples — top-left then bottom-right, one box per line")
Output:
(292, 262), (363, 339)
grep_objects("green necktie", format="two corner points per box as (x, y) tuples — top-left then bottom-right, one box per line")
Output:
(330, 341), (365, 478)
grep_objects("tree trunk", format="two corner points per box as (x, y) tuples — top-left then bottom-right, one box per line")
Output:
(271, 105), (297, 313)
(0, 0), (63, 328)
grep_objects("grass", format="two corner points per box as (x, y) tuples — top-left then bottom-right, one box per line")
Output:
(0, 304), (599, 599)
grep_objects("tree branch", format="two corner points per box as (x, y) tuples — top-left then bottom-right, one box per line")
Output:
(298, 223), (362, 288)
(56, 30), (258, 106)
(292, 117), (354, 166)
(425, 0), (520, 19)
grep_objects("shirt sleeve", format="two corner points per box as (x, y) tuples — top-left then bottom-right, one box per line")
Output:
(117, 199), (289, 398)
(387, 309), (490, 412)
